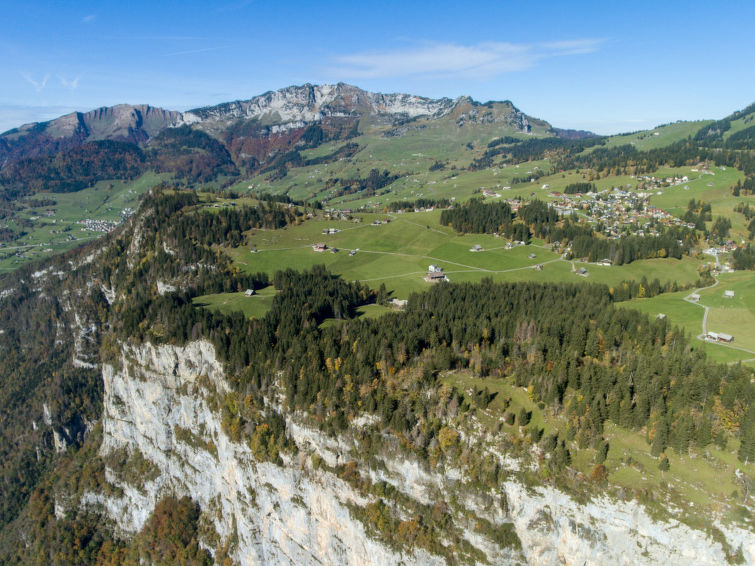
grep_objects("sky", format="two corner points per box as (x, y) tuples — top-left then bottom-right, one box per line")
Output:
(1, 0), (754, 135)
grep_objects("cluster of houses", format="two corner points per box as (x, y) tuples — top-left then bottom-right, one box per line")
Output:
(78, 219), (119, 232)
(543, 183), (710, 240)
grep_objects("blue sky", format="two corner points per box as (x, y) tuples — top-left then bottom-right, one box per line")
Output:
(1, 0), (753, 135)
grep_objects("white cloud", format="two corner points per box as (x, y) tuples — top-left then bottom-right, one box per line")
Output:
(58, 75), (81, 89)
(21, 72), (50, 91)
(329, 39), (603, 79)
(82, 14), (96, 23)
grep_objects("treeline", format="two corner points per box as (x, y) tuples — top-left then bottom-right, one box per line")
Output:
(564, 182), (596, 194)
(693, 104), (755, 147)
(610, 277), (691, 301)
(571, 232), (684, 264)
(440, 200), (514, 234)
(732, 244), (755, 270)
(385, 198), (452, 212)
(469, 136), (606, 170)
(558, 139), (755, 192)
(326, 168), (399, 199)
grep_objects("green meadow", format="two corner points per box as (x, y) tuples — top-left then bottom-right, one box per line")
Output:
(227, 210), (706, 301)
(193, 285), (278, 319)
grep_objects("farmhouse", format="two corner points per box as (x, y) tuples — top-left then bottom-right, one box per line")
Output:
(707, 332), (734, 343)
(425, 265), (448, 283)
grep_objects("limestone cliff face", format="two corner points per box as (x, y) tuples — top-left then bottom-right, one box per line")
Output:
(90, 340), (754, 566)
(92, 341), (444, 565)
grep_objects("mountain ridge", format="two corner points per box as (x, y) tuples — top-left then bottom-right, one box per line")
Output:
(0, 83), (551, 170)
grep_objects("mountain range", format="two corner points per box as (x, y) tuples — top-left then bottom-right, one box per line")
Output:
(0, 83), (575, 172)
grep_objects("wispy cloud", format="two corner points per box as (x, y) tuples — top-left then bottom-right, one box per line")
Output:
(82, 14), (96, 23)
(58, 74), (81, 89)
(329, 39), (603, 79)
(163, 45), (230, 57)
(21, 72), (50, 91)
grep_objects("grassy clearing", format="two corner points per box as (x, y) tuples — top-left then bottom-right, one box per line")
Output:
(699, 272), (755, 353)
(193, 286), (278, 319)
(620, 278), (755, 366)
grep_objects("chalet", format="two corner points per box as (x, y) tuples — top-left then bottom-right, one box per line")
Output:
(575, 267), (589, 277)
(528, 253), (537, 259)
(244, 289), (255, 297)
(707, 332), (734, 343)
(425, 265), (448, 283)
(598, 258), (612, 267)
(470, 244), (483, 252)
(312, 243), (327, 252)
(533, 264), (543, 271)
(688, 293), (701, 302)
(724, 290), (735, 299)
(425, 271), (448, 283)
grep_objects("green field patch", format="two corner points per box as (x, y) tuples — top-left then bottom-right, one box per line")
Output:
(620, 287), (755, 366)
(599, 121), (711, 151)
(193, 286), (278, 319)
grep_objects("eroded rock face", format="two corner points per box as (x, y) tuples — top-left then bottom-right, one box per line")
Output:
(94, 341), (443, 566)
(91, 340), (754, 566)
